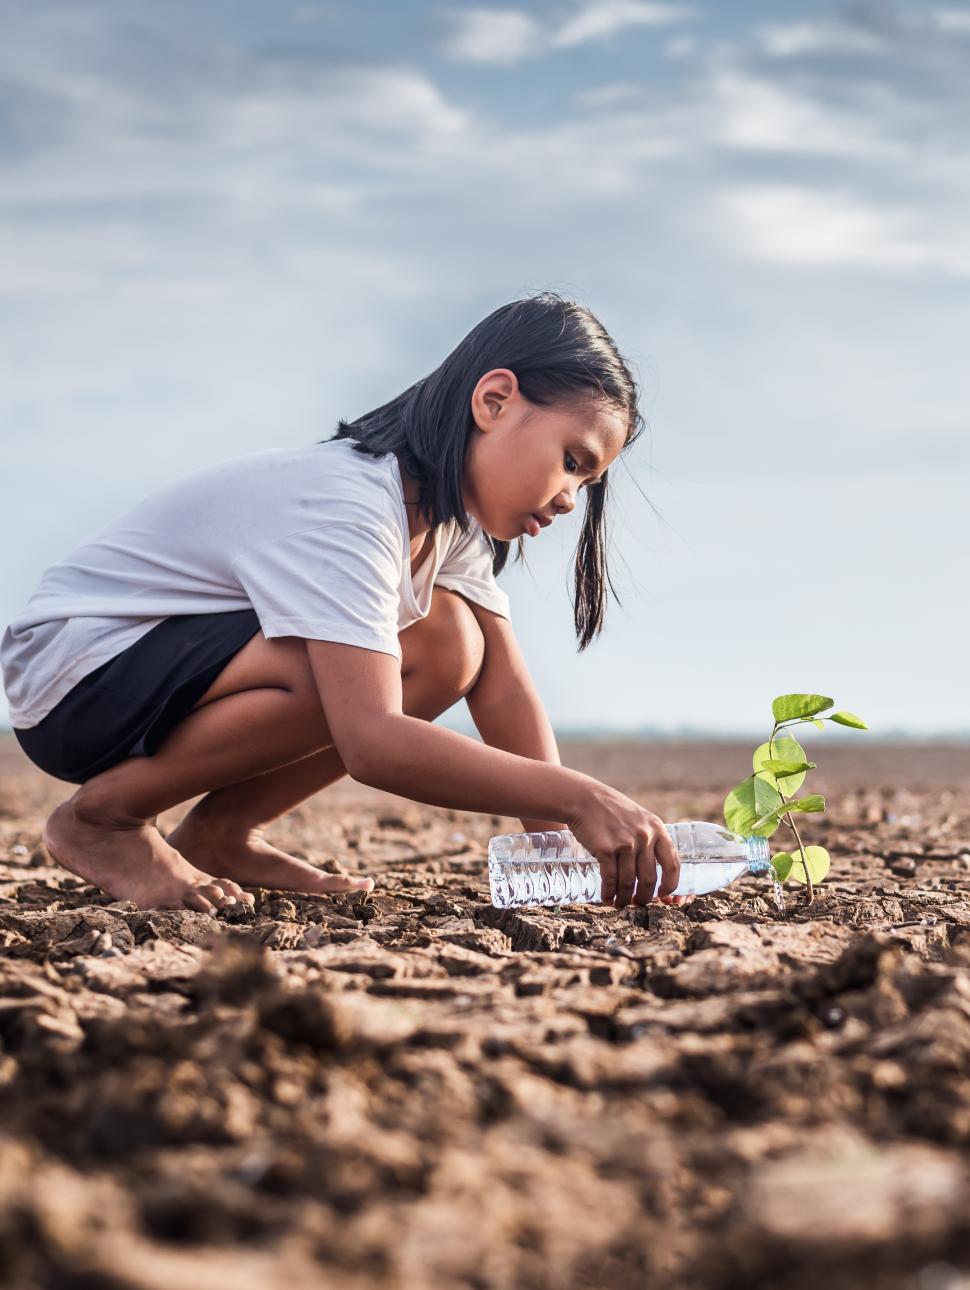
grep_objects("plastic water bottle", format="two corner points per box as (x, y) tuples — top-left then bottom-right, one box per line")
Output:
(488, 820), (771, 909)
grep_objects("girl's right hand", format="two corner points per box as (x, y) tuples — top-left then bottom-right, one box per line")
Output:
(567, 782), (681, 909)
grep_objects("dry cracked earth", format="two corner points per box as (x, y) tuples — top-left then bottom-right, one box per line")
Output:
(1, 736), (969, 1290)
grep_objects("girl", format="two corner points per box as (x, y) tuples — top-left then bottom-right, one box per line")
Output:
(2, 292), (685, 916)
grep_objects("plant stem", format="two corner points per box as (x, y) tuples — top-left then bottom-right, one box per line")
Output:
(770, 724), (815, 903)
(785, 813), (814, 902)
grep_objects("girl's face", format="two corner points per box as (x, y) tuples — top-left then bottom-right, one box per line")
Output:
(462, 369), (629, 541)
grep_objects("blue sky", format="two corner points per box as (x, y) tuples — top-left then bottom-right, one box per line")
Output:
(2, 0), (968, 738)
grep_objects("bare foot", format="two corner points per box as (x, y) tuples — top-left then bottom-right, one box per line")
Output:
(44, 795), (254, 915)
(166, 815), (375, 898)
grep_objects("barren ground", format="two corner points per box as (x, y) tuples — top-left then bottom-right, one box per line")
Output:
(1, 734), (969, 1290)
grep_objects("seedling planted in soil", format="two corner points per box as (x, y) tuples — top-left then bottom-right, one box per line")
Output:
(723, 693), (868, 905)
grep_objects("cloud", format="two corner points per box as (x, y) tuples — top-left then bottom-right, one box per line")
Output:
(572, 81), (644, 108)
(1, 0), (969, 290)
(551, 1), (696, 49)
(705, 70), (905, 161)
(664, 34), (697, 58)
(210, 65), (469, 149)
(712, 184), (970, 276)
(680, 7), (970, 274)
(0, 59), (470, 223)
(933, 8), (970, 33)
(440, 1), (695, 63)
(755, 19), (887, 58)
(437, 7), (543, 64)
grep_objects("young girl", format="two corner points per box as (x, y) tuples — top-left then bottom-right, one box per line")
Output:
(2, 292), (685, 916)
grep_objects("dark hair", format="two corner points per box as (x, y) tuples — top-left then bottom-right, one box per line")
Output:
(326, 291), (644, 649)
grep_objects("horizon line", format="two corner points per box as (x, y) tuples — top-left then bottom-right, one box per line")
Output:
(7, 723), (967, 744)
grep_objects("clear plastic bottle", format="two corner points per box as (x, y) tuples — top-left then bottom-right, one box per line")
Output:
(487, 820), (771, 909)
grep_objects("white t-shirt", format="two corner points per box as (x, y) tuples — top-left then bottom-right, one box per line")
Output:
(1, 438), (511, 729)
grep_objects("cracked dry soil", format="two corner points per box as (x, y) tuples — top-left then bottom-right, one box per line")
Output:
(1, 736), (969, 1290)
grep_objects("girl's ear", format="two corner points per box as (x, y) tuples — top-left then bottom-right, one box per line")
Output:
(472, 369), (518, 432)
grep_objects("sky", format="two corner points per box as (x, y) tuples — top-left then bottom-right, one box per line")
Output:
(1, 0), (968, 740)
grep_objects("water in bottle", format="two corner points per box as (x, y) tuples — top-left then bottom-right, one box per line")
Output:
(487, 820), (779, 909)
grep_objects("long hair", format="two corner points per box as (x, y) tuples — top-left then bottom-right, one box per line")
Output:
(326, 291), (644, 649)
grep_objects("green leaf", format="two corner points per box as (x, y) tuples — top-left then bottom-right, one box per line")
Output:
(724, 774), (782, 837)
(787, 845), (830, 885)
(830, 710), (868, 730)
(748, 804), (790, 836)
(750, 793), (826, 833)
(750, 807), (784, 833)
(771, 694), (835, 723)
(809, 719), (826, 730)
(753, 737), (808, 796)
(771, 852), (794, 881)
(762, 759), (816, 775)
(771, 735), (806, 758)
(793, 794), (826, 812)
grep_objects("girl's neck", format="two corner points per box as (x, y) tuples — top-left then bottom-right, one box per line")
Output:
(396, 456), (431, 546)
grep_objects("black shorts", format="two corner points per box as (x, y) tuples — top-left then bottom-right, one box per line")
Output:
(13, 610), (262, 785)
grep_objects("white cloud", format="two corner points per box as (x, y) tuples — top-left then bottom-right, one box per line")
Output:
(440, 1), (695, 63)
(552, 1), (696, 48)
(213, 67), (469, 147)
(712, 184), (970, 275)
(1, 2), (969, 285)
(933, 8), (970, 33)
(707, 71), (905, 161)
(0, 63), (470, 222)
(573, 81), (644, 108)
(438, 7), (543, 63)
(440, 112), (686, 197)
(756, 20), (886, 58)
(664, 34), (697, 58)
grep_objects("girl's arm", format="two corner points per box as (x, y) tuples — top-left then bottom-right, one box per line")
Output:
(305, 637), (681, 908)
(458, 598), (568, 833)
(307, 636), (582, 824)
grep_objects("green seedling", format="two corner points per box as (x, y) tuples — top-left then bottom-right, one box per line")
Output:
(722, 693), (868, 905)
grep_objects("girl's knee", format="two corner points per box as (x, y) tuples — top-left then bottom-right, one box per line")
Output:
(404, 588), (485, 698)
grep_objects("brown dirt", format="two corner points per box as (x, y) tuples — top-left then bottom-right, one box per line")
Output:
(1, 734), (969, 1290)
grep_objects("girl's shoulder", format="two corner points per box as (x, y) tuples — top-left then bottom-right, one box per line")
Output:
(308, 438), (404, 517)
(121, 439), (406, 547)
(281, 439), (408, 538)
(212, 438), (401, 507)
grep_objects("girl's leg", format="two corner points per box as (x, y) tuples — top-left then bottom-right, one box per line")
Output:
(165, 591), (485, 892)
(42, 590), (484, 912)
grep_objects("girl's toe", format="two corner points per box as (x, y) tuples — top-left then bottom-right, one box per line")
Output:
(198, 881), (236, 908)
(322, 874), (374, 893)
(183, 889), (216, 915)
(216, 877), (254, 905)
